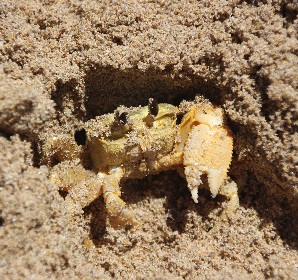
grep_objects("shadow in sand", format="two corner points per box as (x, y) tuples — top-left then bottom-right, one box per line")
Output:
(83, 65), (222, 119)
(239, 172), (298, 251)
(86, 170), (230, 247)
(83, 196), (108, 242)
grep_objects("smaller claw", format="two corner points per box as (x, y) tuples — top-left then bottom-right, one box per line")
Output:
(50, 161), (104, 209)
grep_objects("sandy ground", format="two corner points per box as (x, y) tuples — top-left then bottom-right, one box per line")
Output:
(0, 0), (297, 279)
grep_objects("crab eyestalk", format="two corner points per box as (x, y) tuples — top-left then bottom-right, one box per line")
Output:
(148, 98), (159, 117)
(144, 98), (159, 126)
(113, 110), (128, 126)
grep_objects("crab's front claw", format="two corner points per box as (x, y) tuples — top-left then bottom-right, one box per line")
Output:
(174, 102), (234, 205)
(50, 161), (104, 211)
(183, 123), (233, 203)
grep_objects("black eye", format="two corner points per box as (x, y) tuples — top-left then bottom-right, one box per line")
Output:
(114, 111), (128, 125)
(118, 112), (128, 125)
(74, 128), (86, 145)
(148, 98), (158, 117)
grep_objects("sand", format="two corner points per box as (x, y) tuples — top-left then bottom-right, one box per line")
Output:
(0, 0), (297, 279)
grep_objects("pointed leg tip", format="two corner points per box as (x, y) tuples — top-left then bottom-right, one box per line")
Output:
(190, 187), (199, 203)
(109, 213), (139, 229)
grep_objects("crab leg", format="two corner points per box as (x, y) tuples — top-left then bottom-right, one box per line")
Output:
(218, 179), (239, 218)
(50, 162), (104, 212)
(100, 167), (139, 228)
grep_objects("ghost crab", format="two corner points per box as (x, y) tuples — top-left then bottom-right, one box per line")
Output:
(44, 96), (239, 228)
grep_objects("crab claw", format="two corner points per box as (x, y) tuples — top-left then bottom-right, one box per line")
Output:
(184, 124), (233, 202)
(50, 161), (104, 214)
(179, 105), (233, 202)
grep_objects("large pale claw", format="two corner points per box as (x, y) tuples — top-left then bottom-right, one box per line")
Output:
(184, 124), (233, 202)
(178, 104), (233, 202)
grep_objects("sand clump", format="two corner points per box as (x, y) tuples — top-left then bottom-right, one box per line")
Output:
(0, 1), (297, 279)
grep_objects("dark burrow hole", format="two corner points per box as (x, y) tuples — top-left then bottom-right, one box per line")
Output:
(49, 65), (225, 125)
(111, 36), (124, 45)
(83, 66), (223, 119)
(230, 32), (243, 44)
(0, 130), (14, 140)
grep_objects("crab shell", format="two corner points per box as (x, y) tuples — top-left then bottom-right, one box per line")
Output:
(86, 103), (179, 177)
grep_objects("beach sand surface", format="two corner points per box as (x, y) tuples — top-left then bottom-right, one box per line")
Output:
(0, 1), (297, 279)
